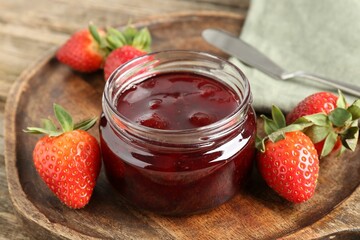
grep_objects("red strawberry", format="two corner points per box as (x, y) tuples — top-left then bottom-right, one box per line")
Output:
(104, 46), (146, 80)
(312, 138), (342, 156)
(25, 104), (101, 209)
(256, 106), (319, 203)
(103, 26), (152, 80)
(286, 92), (340, 155)
(286, 91), (360, 158)
(56, 24), (152, 78)
(56, 26), (106, 72)
(257, 131), (319, 203)
(286, 92), (338, 124)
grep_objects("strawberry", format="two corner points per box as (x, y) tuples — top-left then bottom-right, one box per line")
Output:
(286, 92), (340, 155)
(286, 91), (360, 158)
(256, 106), (319, 203)
(103, 26), (151, 80)
(286, 92), (338, 124)
(25, 104), (101, 209)
(56, 25), (107, 72)
(104, 46), (146, 80)
(257, 132), (319, 203)
(138, 112), (168, 129)
(56, 24), (152, 79)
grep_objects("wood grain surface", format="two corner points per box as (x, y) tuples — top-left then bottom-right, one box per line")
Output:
(2, 1), (360, 240)
(4, 9), (360, 240)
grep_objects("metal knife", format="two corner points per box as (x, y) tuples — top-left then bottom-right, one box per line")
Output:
(202, 28), (360, 97)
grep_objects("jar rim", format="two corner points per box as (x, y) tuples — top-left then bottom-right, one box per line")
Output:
(103, 50), (252, 140)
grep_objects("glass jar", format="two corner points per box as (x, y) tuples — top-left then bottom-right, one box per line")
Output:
(100, 50), (256, 216)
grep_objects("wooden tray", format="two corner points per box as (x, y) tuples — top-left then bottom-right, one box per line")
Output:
(4, 11), (360, 240)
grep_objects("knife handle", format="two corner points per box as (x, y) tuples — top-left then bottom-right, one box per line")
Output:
(281, 71), (360, 98)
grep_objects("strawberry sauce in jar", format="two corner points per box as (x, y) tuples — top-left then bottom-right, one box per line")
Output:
(100, 51), (256, 215)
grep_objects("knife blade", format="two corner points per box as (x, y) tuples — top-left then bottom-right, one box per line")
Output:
(202, 29), (285, 79)
(202, 28), (360, 98)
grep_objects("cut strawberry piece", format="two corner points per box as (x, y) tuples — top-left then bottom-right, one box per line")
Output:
(148, 99), (162, 110)
(138, 113), (168, 129)
(199, 83), (219, 97)
(189, 112), (216, 127)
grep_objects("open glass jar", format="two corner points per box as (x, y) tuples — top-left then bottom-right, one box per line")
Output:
(100, 50), (256, 216)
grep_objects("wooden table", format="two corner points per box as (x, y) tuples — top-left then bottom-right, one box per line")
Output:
(0, 1), (248, 238)
(2, 1), (360, 239)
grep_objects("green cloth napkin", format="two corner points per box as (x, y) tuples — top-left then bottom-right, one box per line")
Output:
(230, 0), (359, 113)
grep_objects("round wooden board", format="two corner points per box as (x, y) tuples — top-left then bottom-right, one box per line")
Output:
(4, 11), (360, 240)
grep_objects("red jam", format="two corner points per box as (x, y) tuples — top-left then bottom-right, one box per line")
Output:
(116, 72), (240, 130)
(100, 51), (256, 215)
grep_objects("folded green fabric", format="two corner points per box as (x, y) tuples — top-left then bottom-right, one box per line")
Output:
(230, 0), (359, 113)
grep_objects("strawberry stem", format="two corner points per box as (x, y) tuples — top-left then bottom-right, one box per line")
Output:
(336, 90), (346, 108)
(42, 118), (57, 131)
(88, 24), (152, 55)
(24, 103), (97, 137)
(54, 103), (73, 132)
(348, 99), (360, 119)
(256, 106), (313, 152)
(89, 24), (102, 46)
(74, 117), (97, 131)
(291, 90), (359, 158)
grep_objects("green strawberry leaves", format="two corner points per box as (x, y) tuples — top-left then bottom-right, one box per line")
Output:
(257, 90), (359, 158)
(106, 27), (127, 49)
(24, 103), (97, 137)
(272, 105), (286, 128)
(298, 113), (328, 126)
(256, 106), (312, 152)
(341, 125), (359, 151)
(255, 136), (265, 153)
(89, 24), (152, 55)
(42, 118), (57, 132)
(54, 104), (73, 132)
(328, 108), (352, 127)
(262, 105), (286, 135)
(262, 115), (278, 135)
(73, 118), (97, 131)
(295, 91), (359, 158)
(347, 99), (360, 119)
(89, 25), (104, 47)
(132, 27), (152, 52)
(336, 90), (347, 108)
(321, 131), (338, 157)
(304, 125), (330, 143)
